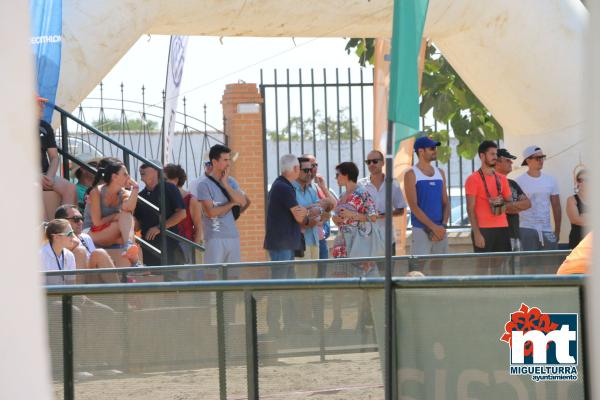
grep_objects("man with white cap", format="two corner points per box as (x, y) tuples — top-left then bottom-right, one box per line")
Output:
(515, 145), (561, 250)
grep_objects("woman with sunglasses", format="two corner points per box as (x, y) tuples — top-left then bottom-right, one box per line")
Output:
(83, 157), (139, 260)
(331, 161), (380, 273)
(567, 169), (587, 248)
(41, 219), (77, 285)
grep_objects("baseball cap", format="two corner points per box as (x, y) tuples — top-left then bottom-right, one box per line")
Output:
(521, 145), (543, 166)
(414, 136), (441, 151)
(497, 148), (517, 160)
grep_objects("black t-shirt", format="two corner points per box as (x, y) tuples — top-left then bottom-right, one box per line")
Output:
(39, 120), (57, 173)
(507, 179), (525, 239)
(134, 182), (184, 236)
(264, 175), (301, 251)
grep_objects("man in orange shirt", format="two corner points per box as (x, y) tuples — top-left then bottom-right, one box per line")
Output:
(465, 141), (513, 252)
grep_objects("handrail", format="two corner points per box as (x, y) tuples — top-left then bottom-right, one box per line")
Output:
(54, 105), (206, 263)
(44, 249), (570, 277)
(45, 274), (585, 295)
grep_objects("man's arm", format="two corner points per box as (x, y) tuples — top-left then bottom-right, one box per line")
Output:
(199, 199), (237, 218)
(45, 147), (59, 178)
(466, 195), (484, 248)
(166, 208), (186, 228)
(240, 194), (251, 213)
(550, 194), (562, 238)
(505, 195), (531, 214)
(440, 169), (450, 225)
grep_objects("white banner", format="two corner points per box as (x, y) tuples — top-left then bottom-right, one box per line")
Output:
(163, 35), (188, 164)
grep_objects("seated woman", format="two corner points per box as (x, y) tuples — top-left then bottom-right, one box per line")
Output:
(566, 169), (587, 249)
(41, 219), (77, 285)
(83, 157), (139, 259)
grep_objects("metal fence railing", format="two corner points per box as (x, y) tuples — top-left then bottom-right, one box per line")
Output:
(46, 269), (587, 400)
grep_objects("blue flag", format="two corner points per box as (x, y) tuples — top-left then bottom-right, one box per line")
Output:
(31, 0), (62, 122)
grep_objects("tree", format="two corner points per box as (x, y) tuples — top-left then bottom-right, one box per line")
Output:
(267, 109), (362, 142)
(92, 117), (158, 132)
(345, 40), (503, 162)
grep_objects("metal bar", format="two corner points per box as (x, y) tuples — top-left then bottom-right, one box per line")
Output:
(259, 82), (372, 88)
(384, 119), (394, 400)
(46, 275), (586, 296)
(311, 69), (317, 157)
(459, 152), (464, 225)
(45, 249), (571, 277)
(336, 68), (341, 169)
(60, 113), (70, 180)
(348, 68), (353, 162)
(299, 69), (304, 155)
(245, 291), (259, 400)
(216, 290), (227, 400)
(360, 68), (366, 177)
(159, 170), (168, 265)
(286, 68), (292, 154)
(274, 70), (280, 175)
(323, 69), (330, 189)
(62, 295), (74, 400)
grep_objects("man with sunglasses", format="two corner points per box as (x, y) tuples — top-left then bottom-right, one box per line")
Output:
(54, 204), (118, 281)
(358, 150), (406, 254)
(515, 146), (562, 250)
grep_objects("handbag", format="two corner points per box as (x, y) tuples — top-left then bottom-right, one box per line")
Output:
(206, 176), (241, 220)
(347, 221), (385, 258)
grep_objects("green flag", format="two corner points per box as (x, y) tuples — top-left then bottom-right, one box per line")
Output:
(387, 0), (429, 153)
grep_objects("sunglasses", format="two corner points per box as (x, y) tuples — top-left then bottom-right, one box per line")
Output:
(311, 163), (318, 168)
(528, 155), (546, 162)
(300, 168), (312, 173)
(55, 230), (75, 237)
(66, 216), (84, 223)
(364, 159), (382, 165)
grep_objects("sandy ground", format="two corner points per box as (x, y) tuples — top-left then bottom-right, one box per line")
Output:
(54, 352), (383, 400)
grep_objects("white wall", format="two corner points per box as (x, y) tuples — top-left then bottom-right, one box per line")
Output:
(0, 1), (52, 399)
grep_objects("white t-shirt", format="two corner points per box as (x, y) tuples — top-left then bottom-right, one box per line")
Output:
(79, 232), (96, 255)
(40, 243), (76, 285)
(515, 172), (560, 232)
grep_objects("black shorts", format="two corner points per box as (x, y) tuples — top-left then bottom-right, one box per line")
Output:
(472, 227), (511, 253)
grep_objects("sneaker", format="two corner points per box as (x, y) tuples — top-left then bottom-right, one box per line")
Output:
(121, 244), (139, 263)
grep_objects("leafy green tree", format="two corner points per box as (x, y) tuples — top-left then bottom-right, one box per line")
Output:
(267, 109), (361, 142)
(92, 117), (158, 132)
(345, 40), (503, 162)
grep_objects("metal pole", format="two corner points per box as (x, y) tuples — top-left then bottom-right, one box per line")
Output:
(61, 113), (70, 180)
(245, 291), (259, 400)
(384, 119), (395, 400)
(216, 290), (227, 400)
(159, 169), (168, 266)
(62, 295), (74, 400)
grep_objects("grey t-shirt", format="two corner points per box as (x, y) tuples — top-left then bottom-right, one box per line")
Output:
(195, 176), (241, 240)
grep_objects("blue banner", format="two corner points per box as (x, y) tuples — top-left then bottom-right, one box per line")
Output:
(30, 0), (62, 122)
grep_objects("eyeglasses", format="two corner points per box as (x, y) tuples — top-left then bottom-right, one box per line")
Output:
(364, 159), (382, 165)
(311, 163), (318, 169)
(55, 230), (75, 237)
(529, 155), (546, 162)
(300, 168), (312, 173)
(66, 216), (84, 223)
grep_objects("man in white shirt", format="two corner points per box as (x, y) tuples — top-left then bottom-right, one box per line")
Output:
(358, 150), (406, 255)
(515, 146), (562, 250)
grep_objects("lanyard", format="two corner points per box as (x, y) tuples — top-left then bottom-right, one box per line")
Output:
(80, 237), (91, 253)
(53, 250), (64, 271)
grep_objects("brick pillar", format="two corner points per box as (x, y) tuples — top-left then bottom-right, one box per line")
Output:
(221, 83), (267, 262)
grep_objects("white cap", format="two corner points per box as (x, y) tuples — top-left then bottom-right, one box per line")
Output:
(521, 145), (543, 166)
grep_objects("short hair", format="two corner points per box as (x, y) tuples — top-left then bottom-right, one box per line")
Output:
(209, 144), (231, 163)
(45, 219), (71, 244)
(478, 140), (498, 156)
(336, 161), (359, 183)
(369, 150), (384, 160)
(55, 204), (78, 219)
(280, 154), (299, 173)
(163, 163), (188, 187)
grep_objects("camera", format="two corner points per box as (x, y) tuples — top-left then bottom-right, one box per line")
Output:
(489, 197), (506, 216)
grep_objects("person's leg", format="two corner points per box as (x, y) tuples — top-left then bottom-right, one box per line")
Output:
(429, 233), (448, 275)
(88, 222), (122, 247)
(87, 249), (119, 283)
(541, 231), (558, 250)
(520, 228), (541, 251)
(266, 249), (293, 334)
(52, 176), (77, 205)
(294, 245), (319, 329)
(317, 239), (328, 278)
(117, 211), (135, 247)
(70, 246), (88, 284)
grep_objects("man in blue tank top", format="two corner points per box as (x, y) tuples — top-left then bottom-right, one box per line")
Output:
(404, 137), (449, 255)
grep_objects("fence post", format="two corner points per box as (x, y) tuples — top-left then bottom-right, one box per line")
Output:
(61, 113), (70, 180)
(245, 290), (259, 400)
(62, 295), (74, 400)
(216, 289), (227, 400)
